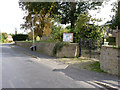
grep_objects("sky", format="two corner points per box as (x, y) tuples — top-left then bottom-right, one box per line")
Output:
(0, 0), (117, 34)
(0, 0), (25, 34)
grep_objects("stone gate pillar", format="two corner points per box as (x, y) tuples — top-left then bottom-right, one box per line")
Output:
(117, 1), (120, 47)
(116, 26), (120, 47)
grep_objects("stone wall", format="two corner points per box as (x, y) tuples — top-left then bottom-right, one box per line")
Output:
(15, 41), (79, 58)
(15, 41), (32, 49)
(56, 43), (79, 58)
(100, 46), (120, 76)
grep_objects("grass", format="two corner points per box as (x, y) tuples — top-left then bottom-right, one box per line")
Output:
(58, 57), (106, 73)
(35, 40), (56, 43)
(20, 41), (32, 42)
(20, 40), (57, 43)
(89, 61), (106, 73)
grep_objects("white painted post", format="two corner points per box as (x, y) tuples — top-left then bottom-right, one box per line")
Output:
(32, 18), (34, 47)
(32, 15), (35, 51)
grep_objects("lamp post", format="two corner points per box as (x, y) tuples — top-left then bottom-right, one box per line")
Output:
(30, 14), (40, 51)
(30, 15), (36, 51)
(32, 15), (35, 48)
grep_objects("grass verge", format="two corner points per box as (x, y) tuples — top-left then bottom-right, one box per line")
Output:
(58, 57), (106, 73)
(89, 61), (106, 73)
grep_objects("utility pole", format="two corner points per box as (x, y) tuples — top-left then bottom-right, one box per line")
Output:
(15, 28), (17, 35)
(30, 15), (36, 51)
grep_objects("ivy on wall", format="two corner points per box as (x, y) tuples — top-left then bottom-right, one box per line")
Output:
(52, 42), (69, 56)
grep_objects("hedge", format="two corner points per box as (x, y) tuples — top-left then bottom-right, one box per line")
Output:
(12, 34), (28, 41)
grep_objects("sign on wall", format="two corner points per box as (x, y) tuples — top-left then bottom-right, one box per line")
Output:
(63, 33), (73, 42)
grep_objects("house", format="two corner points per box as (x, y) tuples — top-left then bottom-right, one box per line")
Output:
(7, 35), (13, 42)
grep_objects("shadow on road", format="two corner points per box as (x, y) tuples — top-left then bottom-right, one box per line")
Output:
(52, 65), (119, 89)
(2, 43), (119, 89)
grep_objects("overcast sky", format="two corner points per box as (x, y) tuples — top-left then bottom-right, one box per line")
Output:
(0, 0), (117, 34)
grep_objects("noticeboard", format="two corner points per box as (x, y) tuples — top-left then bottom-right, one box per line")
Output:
(63, 33), (73, 42)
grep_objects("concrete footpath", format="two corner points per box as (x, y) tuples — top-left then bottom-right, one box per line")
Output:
(9, 44), (119, 89)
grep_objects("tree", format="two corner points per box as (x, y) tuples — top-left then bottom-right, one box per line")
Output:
(19, 1), (103, 33)
(118, 1), (120, 29)
(57, 1), (103, 30)
(0, 32), (8, 43)
(0, 33), (4, 43)
(118, 1), (120, 18)
(74, 13), (102, 43)
(50, 24), (70, 41)
(109, 1), (120, 29)
(19, 2), (57, 37)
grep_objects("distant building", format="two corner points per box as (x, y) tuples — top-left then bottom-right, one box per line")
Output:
(7, 35), (13, 42)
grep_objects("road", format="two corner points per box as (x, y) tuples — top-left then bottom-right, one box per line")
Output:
(1, 44), (117, 88)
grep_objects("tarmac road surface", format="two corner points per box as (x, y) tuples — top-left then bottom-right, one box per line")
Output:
(1, 44), (118, 89)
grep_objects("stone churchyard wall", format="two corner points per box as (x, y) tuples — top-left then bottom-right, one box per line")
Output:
(15, 41), (79, 58)
(100, 46), (120, 76)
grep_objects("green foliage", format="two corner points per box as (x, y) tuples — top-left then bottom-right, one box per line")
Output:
(0, 33), (8, 43)
(19, 2), (57, 37)
(0, 34), (4, 43)
(2, 33), (8, 40)
(50, 25), (70, 42)
(19, 2), (57, 16)
(57, 2), (103, 29)
(109, 2), (120, 29)
(106, 37), (116, 45)
(19, 1), (104, 42)
(53, 42), (69, 56)
(19, 1), (103, 31)
(74, 13), (103, 43)
(89, 62), (106, 73)
(12, 34), (28, 41)
(35, 40), (56, 43)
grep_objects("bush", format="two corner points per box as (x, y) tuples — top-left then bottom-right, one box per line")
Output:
(53, 42), (69, 56)
(50, 25), (70, 42)
(106, 37), (116, 45)
(89, 61), (105, 73)
(12, 34), (28, 41)
(74, 13), (103, 43)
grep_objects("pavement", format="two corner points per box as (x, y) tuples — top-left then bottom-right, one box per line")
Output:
(1, 43), (120, 89)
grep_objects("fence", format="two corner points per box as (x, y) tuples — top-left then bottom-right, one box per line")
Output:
(79, 37), (103, 60)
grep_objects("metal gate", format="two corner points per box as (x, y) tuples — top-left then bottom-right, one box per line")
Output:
(79, 37), (103, 60)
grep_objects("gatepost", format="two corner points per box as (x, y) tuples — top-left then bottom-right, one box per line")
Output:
(116, 26), (120, 47)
